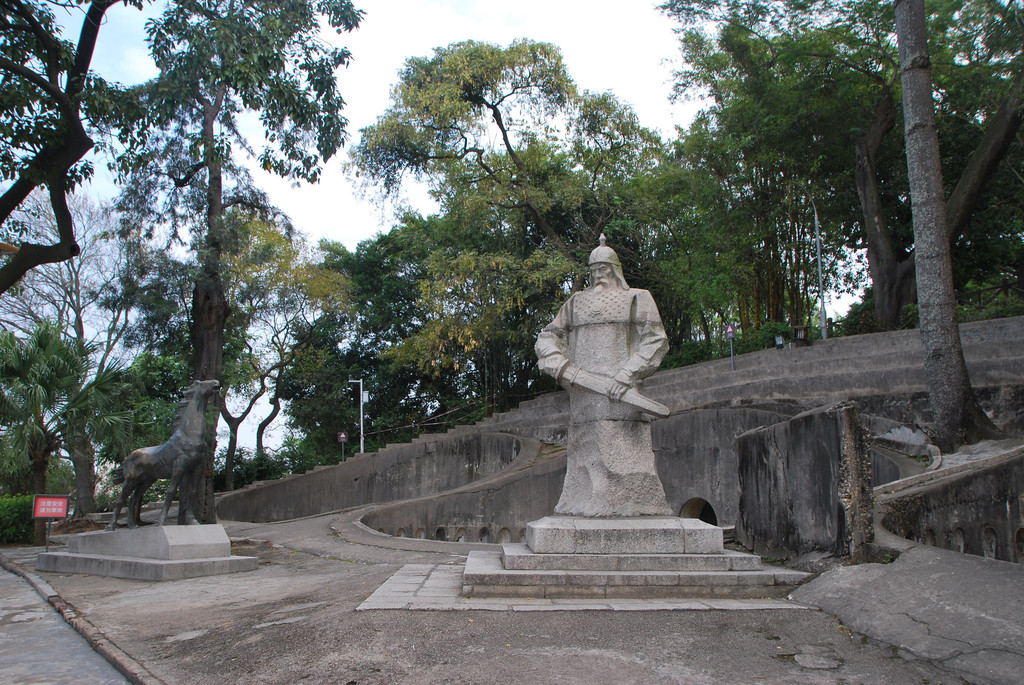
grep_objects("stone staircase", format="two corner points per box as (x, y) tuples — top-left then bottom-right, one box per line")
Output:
(441, 315), (1024, 443)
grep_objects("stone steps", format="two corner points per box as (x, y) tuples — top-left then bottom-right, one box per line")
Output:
(462, 516), (810, 600)
(462, 551), (808, 599)
(341, 317), (1024, 480)
(471, 317), (1024, 436)
(500, 544), (763, 571)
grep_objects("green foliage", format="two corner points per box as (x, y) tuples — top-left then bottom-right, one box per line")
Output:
(0, 1), (151, 294)
(388, 247), (576, 394)
(661, 341), (723, 369)
(119, 0), (364, 208)
(354, 39), (574, 193)
(0, 433), (30, 496)
(0, 495), (33, 545)
(660, 0), (1024, 331)
(0, 323), (135, 479)
(214, 447), (287, 490)
(0, 432), (75, 498)
(959, 296), (1024, 323)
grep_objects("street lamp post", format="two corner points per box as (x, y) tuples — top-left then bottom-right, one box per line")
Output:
(793, 182), (828, 340)
(349, 379), (366, 455)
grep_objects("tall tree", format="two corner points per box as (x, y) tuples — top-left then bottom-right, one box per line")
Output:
(352, 41), (693, 400)
(218, 216), (347, 489)
(894, 0), (1000, 450)
(0, 0), (144, 294)
(0, 323), (132, 543)
(661, 0), (1024, 330)
(352, 40), (664, 264)
(117, 0), (362, 519)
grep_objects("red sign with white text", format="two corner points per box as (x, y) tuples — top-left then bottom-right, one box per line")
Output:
(33, 495), (69, 519)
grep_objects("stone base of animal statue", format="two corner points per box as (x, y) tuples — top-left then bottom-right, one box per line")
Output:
(36, 524), (257, 581)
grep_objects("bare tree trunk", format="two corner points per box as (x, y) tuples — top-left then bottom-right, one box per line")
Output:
(255, 395), (282, 457)
(894, 0), (1001, 452)
(191, 91), (230, 524)
(192, 273), (227, 522)
(854, 89), (916, 329)
(220, 412), (242, 492)
(31, 452), (48, 546)
(69, 442), (96, 518)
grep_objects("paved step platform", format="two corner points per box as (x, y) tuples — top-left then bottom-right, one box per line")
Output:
(501, 543), (763, 571)
(36, 524), (257, 581)
(464, 516), (809, 600)
(359, 563), (812, 611)
(462, 550), (808, 599)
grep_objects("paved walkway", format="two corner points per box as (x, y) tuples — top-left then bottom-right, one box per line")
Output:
(0, 510), (1003, 685)
(0, 567), (127, 684)
(0, 441), (1020, 684)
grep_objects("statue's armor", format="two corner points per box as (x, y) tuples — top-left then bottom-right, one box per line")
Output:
(535, 276), (672, 516)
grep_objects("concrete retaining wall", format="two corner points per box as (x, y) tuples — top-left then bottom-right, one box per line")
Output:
(217, 433), (528, 522)
(878, 446), (1024, 563)
(652, 407), (790, 525)
(360, 452), (566, 543)
(736, 403), (874, 561)
(217, 316), (1024, 555)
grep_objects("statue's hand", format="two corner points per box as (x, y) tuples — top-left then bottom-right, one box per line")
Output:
(607, 371), (633, 401)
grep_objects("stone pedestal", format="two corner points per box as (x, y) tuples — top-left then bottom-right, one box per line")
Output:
(36, 524), (257, 581)
(527, 515), (723, 554)
(463, 516), (808, 599)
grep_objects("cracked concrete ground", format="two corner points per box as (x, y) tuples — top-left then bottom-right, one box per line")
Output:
(3, 512), (1008, 685)
(791, 543), (1024, 685)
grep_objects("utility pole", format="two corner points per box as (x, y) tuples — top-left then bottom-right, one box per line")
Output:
(349, 379), (366, 455)
(792, 181), (828, 339)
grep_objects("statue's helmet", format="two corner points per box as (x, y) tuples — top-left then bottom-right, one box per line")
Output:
(588, 233), (621, 268)
(587, 233), (628, 289)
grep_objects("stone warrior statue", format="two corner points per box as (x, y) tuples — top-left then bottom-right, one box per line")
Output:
(535, 235), (672, 517)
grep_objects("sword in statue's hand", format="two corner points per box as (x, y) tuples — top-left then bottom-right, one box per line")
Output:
(557, 362), (670, 418)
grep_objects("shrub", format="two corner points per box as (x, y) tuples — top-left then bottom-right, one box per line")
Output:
(661, 340), (722, 369)
(0, 494), (33, 544)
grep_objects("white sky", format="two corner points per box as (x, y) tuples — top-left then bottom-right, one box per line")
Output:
(75, 0), (691, 250)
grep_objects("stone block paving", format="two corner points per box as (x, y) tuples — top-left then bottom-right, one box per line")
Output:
(358, 562), (813, 612)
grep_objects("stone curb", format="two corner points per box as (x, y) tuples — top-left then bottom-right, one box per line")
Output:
(0, 549), (166, 685)
(326, 509), (501, 554)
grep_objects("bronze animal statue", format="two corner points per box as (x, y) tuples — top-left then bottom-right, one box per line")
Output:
(109, 379), (220, 529)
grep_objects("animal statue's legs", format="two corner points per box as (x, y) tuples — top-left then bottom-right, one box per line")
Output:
(158, 469), (184, 526)
(127, 478), (154, 527)
(126, 484), (144, 528)
(108, 480), (134, 530)
(175, 475), (193, 525)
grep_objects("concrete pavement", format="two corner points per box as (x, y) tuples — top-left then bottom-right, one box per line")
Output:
(0, 567), (128, 684)
(2, 510), (1010, 684)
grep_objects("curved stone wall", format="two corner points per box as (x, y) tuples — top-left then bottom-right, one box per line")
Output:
(217, 433), (530, 522)
(218, 316), (1024, 552)
(878, 445), (1024, 563)
(359, 449), (566, 543)
(653, 407), (790, 525)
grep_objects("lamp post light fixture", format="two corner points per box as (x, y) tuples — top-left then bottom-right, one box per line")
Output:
(348, 379), (367, 455)
(792, 181), (828, 340)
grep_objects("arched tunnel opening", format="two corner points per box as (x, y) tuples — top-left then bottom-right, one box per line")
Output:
(681, 497), (718, 526)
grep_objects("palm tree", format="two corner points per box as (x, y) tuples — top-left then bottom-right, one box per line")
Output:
(0, 323), (133, 544)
